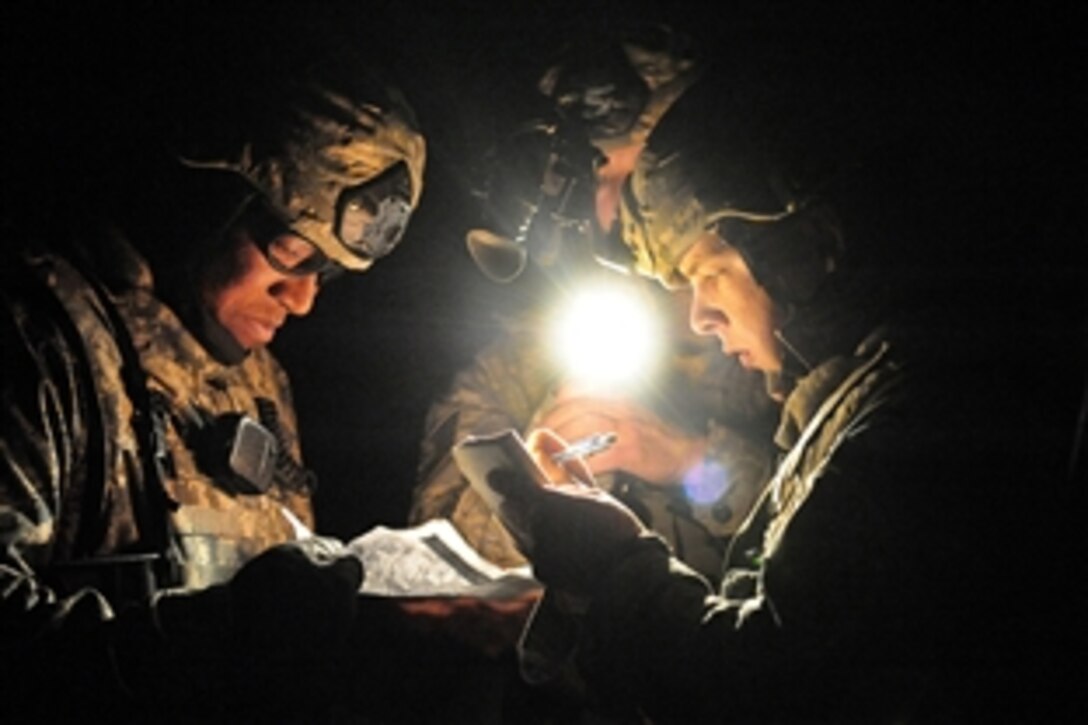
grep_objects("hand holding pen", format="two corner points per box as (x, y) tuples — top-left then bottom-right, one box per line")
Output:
(551, 432), (618, 464)
(525, 430), (616, 487)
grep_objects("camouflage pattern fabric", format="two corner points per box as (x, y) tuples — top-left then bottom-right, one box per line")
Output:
(179, 63), (426, 273)
(411, 324), (556, 569)
(119, 283), (314, 589)
(537, 24), (700, 154)
(616, 79), (796, 288)
(1, 236), (314, 618)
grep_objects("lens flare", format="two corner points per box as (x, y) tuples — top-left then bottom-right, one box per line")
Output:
(682, 457), (732, 505)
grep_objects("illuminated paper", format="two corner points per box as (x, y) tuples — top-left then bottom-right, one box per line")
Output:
(347, 518), (538, 599)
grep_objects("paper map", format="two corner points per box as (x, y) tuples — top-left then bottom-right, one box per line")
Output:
(347, 518), (539, 599)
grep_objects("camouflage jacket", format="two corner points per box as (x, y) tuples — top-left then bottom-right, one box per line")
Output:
(1, 234), (314, 708)
(410, 308), (776, 581)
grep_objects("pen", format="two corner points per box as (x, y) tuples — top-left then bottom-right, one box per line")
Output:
(551, 431), (618, 464)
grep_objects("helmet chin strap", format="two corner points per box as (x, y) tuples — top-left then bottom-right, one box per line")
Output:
(772, 300), (814, 375)
(764, 328), (812, 404)
(774, 328), (815, 373)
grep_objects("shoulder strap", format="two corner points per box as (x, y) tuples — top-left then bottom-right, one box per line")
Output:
(74, 265), (185, 586)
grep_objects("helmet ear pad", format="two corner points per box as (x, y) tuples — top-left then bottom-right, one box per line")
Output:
(719, 205), (845, 305)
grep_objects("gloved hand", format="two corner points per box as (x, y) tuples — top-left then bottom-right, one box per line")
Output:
(111, 537), (363, 712)
(228, 537), (364, 660)
(495, 429), (646, 596)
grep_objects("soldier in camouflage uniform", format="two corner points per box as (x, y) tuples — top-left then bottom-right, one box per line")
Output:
(490, 68), (1080, 722)
(410, 25), (777, 583)
(1, 39), (425, 719)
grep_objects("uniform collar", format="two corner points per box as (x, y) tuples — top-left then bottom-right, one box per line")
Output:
(773, 326), (890, 450)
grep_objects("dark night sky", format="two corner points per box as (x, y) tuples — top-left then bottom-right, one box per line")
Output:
(4, 1), (1084, 537)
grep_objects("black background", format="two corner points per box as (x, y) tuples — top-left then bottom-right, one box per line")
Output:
(4, 0), (1084, 539)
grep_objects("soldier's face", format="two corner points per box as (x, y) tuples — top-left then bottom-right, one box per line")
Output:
(203, 232), (321, 350)
(678, 232), (783, 373)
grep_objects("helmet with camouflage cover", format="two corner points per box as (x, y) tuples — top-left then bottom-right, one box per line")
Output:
(537, 22), (700, 152)
(607, 76), (914, 394)
(609, 77), (843, 306)
(177, 49), (426, 273)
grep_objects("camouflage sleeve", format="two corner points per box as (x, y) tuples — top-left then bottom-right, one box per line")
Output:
(409, 329), (558, 567)
(0, 269), (131, 708)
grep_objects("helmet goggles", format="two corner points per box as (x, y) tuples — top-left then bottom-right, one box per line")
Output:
(333, 160), (413, 263)
(234, 193), (341, 282)
(238, 160), (414, 282)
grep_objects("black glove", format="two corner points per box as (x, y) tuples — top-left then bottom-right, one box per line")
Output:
(228, 537), (364, 660)
(112, 537), (364, 715)
(488, 469), (646, 596)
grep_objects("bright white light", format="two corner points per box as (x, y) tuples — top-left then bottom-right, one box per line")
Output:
(549, 282), (662, 390)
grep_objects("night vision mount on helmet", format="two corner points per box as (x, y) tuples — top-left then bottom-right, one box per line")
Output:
(464, 23), (699, 285)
